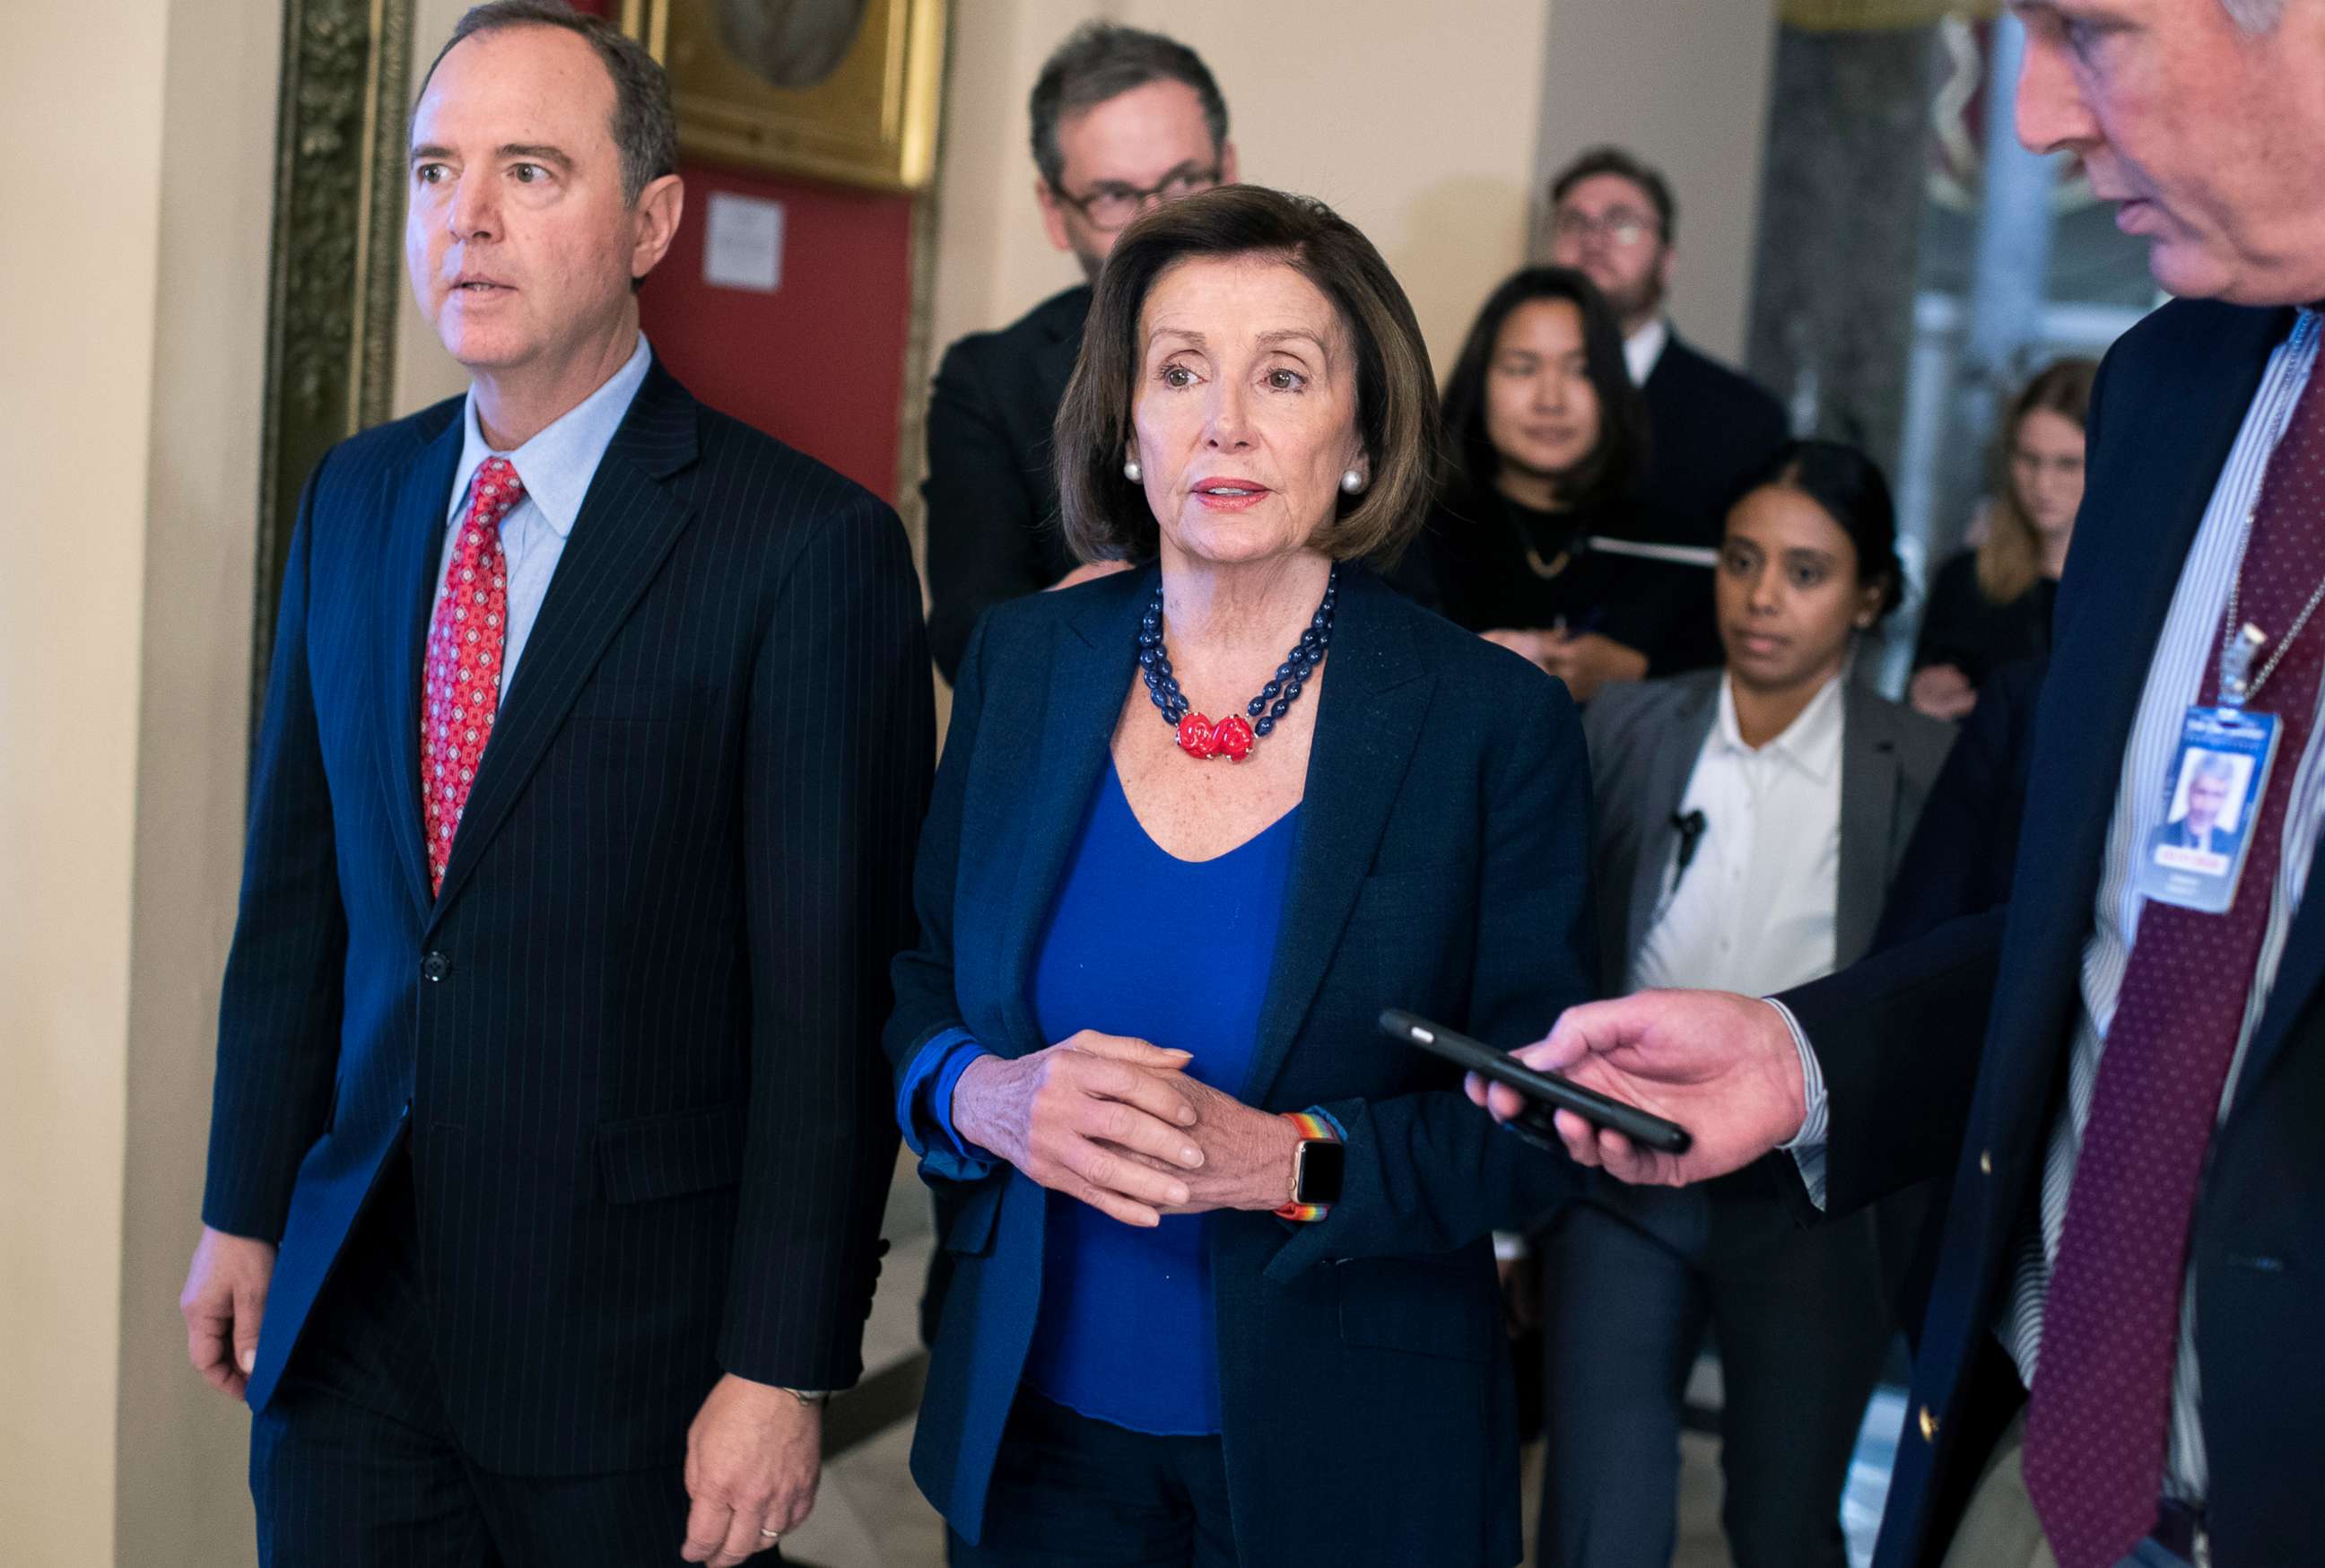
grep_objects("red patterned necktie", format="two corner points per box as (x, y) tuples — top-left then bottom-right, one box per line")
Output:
(2023, 359), (2325, 1566)
(420, 457), (524, 895)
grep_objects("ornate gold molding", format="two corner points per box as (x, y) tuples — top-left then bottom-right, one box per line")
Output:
(253, 0), (415, 724)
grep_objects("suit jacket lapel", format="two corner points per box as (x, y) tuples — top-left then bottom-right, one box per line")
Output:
(1241, 572), (1432, 1105)
(426, 361), (700, 926)
(1982, 308), (2290, 1153)
(1835, 684), (1901, 969)
(987, 571), (1147, 1054)
(374, 413), (466, 920)
(1624, 675), (1720, 979)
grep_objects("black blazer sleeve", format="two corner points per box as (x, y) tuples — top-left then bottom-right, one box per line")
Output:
(922, 342), (1057, 683)
(719, 497), (934, 1389)
(1780, 909), (2004, 1215)
(1270, 680), (1595, 1276)
(202, 466), (349, 1242)
(1873, 658), (2042, 953)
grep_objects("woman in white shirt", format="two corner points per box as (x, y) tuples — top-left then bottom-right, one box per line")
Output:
(1532, 441), (1955, 1568)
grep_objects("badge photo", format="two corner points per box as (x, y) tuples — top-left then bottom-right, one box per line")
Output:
(2138, 707), (2278, 915)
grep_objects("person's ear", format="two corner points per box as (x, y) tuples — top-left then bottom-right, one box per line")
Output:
(1654, 243), (1676, 299)
(1217, 140), (1240, 186)
(1853, 575), (1888, 630)
(628, 173), (686, 284)
(1036, 178), (1073, 255)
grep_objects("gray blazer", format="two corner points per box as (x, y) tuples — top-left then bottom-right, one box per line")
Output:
(1563, 668), (1955, 1248)
(1583, 667), (1957, 998)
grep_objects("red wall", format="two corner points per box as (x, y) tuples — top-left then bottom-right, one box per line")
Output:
(642, 166), (916, 503)
(563, 0), (919, 503)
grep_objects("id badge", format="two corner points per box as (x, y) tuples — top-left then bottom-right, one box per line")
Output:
(2137, 706), (2279, 914)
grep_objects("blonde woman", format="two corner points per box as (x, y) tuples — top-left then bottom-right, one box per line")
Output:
(1909, 358), (2097, 719)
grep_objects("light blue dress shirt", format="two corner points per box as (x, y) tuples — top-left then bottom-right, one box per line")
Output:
(434, 333), (654, 696)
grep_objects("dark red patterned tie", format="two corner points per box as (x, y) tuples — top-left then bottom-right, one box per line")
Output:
(420, 457), (523, 895)
(2024, 362), (2325, 1567)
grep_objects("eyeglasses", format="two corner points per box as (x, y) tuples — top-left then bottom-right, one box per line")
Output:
(1054, 165), (1223, 232)
(1550, 207), (1662, 250)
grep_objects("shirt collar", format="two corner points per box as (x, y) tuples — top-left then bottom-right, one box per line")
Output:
(1624, 317), (1671, 387)
(448, 333), (655, 537)
(1714, 668), (1846, 784)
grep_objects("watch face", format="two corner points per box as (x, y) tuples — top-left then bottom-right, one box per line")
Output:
(1296, 1139), (1346, 1206)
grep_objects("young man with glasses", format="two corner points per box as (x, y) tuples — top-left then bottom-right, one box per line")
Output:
(1546, 146), (1789, 558)
(920, 23), (1236, 683)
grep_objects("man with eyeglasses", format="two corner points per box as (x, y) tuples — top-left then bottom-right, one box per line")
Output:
(920, 23), (1236, 683)
(1546, 146), (1789, 562)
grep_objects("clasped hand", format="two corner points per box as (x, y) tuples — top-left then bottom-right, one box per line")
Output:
(1463, 989), (1810, 1187)
(951, 1032), (1300, 1227)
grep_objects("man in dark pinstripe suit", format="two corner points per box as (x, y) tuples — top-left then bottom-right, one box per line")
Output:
(177, 6), (933, 1564)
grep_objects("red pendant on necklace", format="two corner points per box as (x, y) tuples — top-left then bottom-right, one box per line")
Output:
(1211, 714), (1254, 760)
(1176, 711), (1254, 762)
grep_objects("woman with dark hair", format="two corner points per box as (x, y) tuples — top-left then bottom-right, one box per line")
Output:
(885, 186), (1595, 1566)
(1532, 440), (1955, 1568)
(1910, 357), (2097, 719)
(1400, 265), (1704, 701)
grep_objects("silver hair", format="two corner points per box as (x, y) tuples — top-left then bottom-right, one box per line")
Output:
(2219, 0), (2287, 32)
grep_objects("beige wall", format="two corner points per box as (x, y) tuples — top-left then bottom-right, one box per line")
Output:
(1, 4), (169, 1561)
(115, 0), (289, 1559)
(1534, 0), (1781, 362)
(1, 0), (278, 1563)
(930, 0), (1554, 391)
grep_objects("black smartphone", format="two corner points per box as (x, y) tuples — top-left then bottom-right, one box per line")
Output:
(1380, 1008), (1693, 1156)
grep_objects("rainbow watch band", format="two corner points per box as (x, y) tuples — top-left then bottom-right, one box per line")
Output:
(1276, 1111), (1339, 1222)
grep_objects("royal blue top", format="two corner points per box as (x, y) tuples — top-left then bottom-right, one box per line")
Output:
(892, 759), (1308, 1433)
(880, 758), (1289, 1437)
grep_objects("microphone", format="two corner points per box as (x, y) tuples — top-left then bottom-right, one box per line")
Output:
(1670, 809), (1708, 894)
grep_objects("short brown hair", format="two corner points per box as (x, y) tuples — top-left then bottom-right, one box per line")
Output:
(420, 1), (677, 206)
(1549, 145), (1676, 245)
(1054, 186), (1440, 567)
(1029, 23), (1228, 191)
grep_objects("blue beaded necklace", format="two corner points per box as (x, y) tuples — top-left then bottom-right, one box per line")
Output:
(1137, 565), (1338, 762)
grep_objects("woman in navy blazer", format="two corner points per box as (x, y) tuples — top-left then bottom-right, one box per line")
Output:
(884, 186), (1597, 1567)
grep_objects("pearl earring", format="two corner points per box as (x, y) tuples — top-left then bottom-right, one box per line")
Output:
(1124, 457), (1143, 483)
(1340, 468), (1365, 495)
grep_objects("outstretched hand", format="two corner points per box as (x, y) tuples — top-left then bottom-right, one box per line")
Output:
(1466, 989), (1808, 1187)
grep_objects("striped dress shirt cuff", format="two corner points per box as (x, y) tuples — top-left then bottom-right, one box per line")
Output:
(1767, 996), (1831, 1210)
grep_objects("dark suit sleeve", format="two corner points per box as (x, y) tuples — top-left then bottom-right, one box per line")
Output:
(718, 497), (934, 1390)
(1267, 683), (1595, 1276)
(923, 344), (1056, 683)
(882, 607), (988, 1154)
(1779, 906), (2005, 1215)
(202, 465), (349, 1242)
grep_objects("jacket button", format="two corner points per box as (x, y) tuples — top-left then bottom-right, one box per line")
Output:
(420, 952), (452, 983)
(1979, 1148), (1993, 1176)
(1919, 1405), (1940, 1442)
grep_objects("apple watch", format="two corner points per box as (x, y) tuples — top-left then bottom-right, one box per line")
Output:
(1276, 1110), (1345, 1222)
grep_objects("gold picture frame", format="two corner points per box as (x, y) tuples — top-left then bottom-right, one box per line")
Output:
(624, 0), (945, 192)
